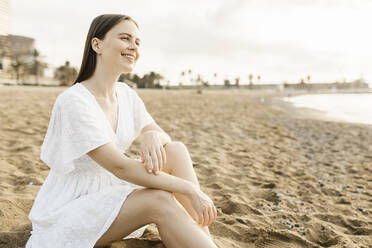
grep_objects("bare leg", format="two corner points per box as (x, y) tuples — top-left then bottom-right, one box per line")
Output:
(162, 141), (211, 237)
(156, 192), (218, 248)
(94, 188), (218, 248)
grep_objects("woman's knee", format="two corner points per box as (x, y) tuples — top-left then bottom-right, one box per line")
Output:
(164, 141), (187, 153)
(148, 189), (185, 223)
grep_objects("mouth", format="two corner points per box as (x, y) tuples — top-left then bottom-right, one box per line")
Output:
(121, 52), (135, 63)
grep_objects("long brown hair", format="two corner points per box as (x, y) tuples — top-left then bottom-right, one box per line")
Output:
(73, 14), (139, 85)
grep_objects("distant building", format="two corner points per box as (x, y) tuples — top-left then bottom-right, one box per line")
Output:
(0, 33), (36, 83)
(9, 34), (35, 59)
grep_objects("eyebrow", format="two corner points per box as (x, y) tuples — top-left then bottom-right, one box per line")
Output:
(118, 32), (141, 42)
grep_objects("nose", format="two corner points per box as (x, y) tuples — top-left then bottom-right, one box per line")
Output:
(128, 40), (139, 50)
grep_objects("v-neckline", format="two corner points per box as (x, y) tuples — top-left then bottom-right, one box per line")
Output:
(77, 82), (120, 136)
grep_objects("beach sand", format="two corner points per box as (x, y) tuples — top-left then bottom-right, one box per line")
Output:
(0, 85), (371, 248)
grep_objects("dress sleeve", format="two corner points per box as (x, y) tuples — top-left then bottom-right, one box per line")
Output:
(40, 93), (113, 174)
(130, 88), (155, 139)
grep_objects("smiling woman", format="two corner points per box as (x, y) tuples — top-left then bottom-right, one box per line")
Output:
(25, 13), (218, 248)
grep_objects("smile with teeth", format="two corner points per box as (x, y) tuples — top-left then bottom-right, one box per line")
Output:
(121, 53), (135, 62)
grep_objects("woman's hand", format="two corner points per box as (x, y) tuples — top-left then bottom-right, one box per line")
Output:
(187, 185), (217, 227)
(140, 130), (167, 175)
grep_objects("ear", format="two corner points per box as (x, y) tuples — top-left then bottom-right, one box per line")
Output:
(91, 37), (102, 55)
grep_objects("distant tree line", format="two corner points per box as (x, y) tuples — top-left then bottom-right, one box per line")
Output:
(6, 50), (165, 88)
(119, 71), (163, 88)
(10, 52), (363, 91)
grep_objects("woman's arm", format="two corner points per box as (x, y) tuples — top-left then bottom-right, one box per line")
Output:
(138, 122), (171, 146)
(87, 141), (217, 227)
(86, 142), (194, 196)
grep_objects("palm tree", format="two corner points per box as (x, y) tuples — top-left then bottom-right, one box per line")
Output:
(179, 71), (185, 87)
(214, 73), (218, 85)
(299, 78), (306, 90)
(235, 77), (240, 87)
(152, 71), (164, 88)
(54, 61), (78, 86)
(248, 74), (254, 85)
(224, 78), (230, 88)
(188, 69), (192, 86)
(8, 55), (26, 84)
(29, 49), (48, 84)
(195, 73), (202, 94)
(257, 75), (261, 84)
(132, 74), (142, 88)
(137, 71), (164, 88)
(196, 74), (201, 85)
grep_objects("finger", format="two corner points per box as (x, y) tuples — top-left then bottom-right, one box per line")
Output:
(202, 210), (209, 227)
(140, 151), (145, 164)
(151, 149), (159, 174)
(197, 212), (203, 226)
(208, 207), (214, 226)
(150, 150), (158, 174)
(155, 148), (163, 172)
(213, 205), (217, 222)
(209, 203), (216, 223)
(145, 163), (153, 173)
(142, 149), (149, 162)
(144, 151), (150, 165)
(160, 146), (167, 167)
(144, 153), (153, 173)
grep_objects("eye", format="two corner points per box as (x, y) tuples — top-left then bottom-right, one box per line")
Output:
(120, 37), (129, 40)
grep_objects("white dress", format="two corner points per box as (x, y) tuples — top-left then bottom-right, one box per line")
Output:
(25, 82), (155, 248)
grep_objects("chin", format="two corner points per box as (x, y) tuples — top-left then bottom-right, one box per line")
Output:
(121, 63), (134, 73)
(122, 67), (133, 73)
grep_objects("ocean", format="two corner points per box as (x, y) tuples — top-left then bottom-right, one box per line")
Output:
(283, 93), (372, 125)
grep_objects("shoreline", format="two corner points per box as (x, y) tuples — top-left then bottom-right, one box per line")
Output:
(268, 92), (372, 128)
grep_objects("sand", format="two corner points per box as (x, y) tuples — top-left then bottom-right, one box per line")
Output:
(0, 85), (371, 248)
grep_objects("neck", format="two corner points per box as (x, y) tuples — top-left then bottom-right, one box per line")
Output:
(83, 63), (121, 100)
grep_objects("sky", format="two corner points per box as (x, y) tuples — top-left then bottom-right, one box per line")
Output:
(9, 0), (372, 85)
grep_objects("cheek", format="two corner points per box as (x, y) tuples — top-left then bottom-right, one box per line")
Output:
(112, 40), (128, 53)
(105, 46), (121, 59)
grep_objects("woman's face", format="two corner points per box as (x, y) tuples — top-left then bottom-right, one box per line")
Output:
(94, 20), (141, 73)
